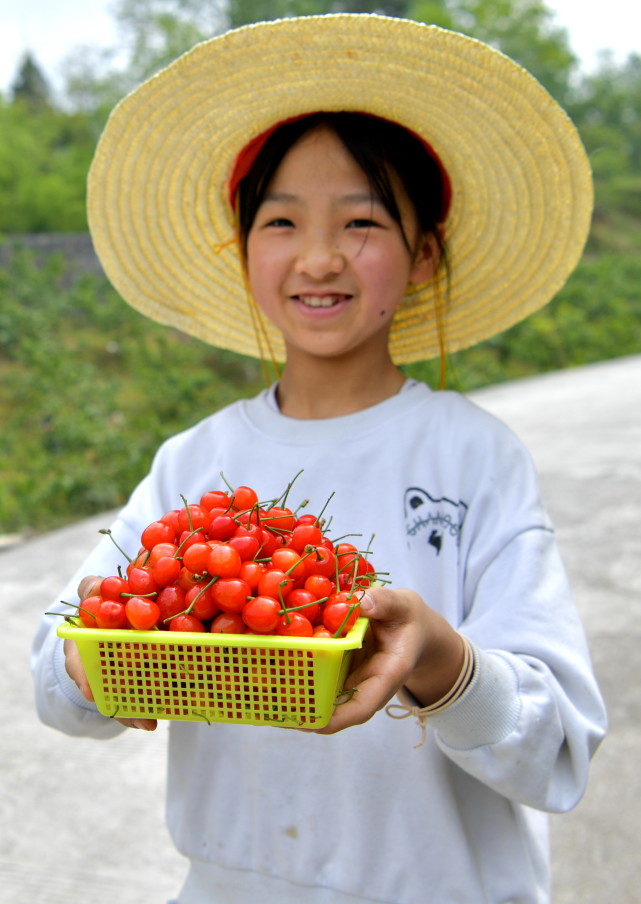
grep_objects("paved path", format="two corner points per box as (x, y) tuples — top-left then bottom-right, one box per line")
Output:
(2, 355), (639, 903)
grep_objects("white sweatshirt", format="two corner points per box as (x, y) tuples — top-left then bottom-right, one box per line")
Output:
(32, 381), (606, 903)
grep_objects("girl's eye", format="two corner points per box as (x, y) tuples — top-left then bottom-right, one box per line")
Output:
(266, 217), (294, 228)
(347, 218), (378, 229)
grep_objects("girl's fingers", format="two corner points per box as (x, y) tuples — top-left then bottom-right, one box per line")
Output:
(63, 639), (95, 703)
(316, 665), (404, 734)
(63, 640), (157, 731)
(78, 574), (103, 600)
(316, 586), (460, 733)
(116, 718), (158, 731)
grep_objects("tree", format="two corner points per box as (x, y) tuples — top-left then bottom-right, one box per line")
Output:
(409, 0), (577, 103)
(0, 99), (95, 231)
(11, 53), (52, 109)
(111, 0), (225, 83)
(60, 0), (415, 102)
(568, 52), (641, 252)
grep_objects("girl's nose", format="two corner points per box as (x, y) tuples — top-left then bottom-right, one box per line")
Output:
(294, 234), (345, 279)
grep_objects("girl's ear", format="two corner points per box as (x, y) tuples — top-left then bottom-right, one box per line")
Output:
(409, 233), (441, 285)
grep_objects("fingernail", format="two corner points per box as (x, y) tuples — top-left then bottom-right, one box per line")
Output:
(133, 720), (145, 730)
(360, 593), (374, 614)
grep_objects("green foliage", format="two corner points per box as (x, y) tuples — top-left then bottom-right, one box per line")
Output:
(0, 99), (96, 232)
(406, 254), (641, 391)
(10, 54), (52, 109)
(568, 53), (641, 254)
(0, 247), (262, 533)
(110, 0), (223, 84)
(409, 0), (576, 102)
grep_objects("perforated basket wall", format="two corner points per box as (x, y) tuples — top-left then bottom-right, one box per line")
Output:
(57, 619), (368, 728)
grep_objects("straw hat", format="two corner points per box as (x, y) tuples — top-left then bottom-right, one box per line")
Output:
(87, 14), (593, 363)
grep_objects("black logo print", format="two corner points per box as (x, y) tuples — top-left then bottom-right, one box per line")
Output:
(404, 488), (467, 555)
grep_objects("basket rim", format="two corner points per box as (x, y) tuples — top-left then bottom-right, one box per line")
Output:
(57, 616), (369, 652)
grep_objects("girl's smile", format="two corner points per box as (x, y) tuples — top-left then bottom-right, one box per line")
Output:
(246, 126), (436, 367)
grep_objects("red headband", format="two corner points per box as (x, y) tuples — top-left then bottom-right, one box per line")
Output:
(227, 112), (452, 223)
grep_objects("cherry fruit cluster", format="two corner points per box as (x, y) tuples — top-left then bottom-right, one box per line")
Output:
(76, 481), (377, 638)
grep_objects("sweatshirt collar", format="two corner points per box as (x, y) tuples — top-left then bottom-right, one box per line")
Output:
(241, 379), (431, 444)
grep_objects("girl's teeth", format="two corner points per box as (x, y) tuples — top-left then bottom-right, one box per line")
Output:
(298, 295), (341, 307)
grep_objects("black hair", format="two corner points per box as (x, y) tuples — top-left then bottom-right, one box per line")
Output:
(236, 111), (448, 267)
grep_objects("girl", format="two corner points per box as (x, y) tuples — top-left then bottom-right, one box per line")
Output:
(32, 15), (606, 904)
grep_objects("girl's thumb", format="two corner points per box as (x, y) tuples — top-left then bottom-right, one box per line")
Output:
(359, 591), (376, 617)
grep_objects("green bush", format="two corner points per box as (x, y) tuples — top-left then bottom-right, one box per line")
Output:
(0, 248), (262, 533)
(406, 254), (641, 390)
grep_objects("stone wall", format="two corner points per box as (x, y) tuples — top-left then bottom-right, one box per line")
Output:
(0, 233), (104, 278)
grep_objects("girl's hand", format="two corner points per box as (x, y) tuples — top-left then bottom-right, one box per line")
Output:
(64, 575), (157, 732)
(316, 586), (465, 734)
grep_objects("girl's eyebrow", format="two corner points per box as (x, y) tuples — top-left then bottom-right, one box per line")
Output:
(262, 191), (299, 204)
(262, 191), (383, 206)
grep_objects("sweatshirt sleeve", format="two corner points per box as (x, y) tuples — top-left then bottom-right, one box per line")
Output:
(424, 407), (607, 813)
(428, 534), (607, 813)
(31, 413), (223, 737)
(31, 481), (158, 738)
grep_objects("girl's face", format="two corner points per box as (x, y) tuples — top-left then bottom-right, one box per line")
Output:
(245, 126), (436, 366)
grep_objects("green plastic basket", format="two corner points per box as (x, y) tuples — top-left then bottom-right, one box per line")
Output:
(57, 618), (368, 728)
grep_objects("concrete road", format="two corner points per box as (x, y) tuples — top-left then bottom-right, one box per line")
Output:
(2, 355), (639, 903)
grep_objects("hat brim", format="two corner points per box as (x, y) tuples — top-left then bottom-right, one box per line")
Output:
(87, 14), (593, 363)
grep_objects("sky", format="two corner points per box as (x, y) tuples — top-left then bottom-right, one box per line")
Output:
(1, 0), (640, 96)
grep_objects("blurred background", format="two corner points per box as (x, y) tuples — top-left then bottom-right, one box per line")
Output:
(1, 0), (640, 540)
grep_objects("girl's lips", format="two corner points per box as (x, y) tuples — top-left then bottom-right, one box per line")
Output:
(293, 294), (352, 308)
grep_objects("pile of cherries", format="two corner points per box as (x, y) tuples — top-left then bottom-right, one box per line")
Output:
(74, 481), (377, 638)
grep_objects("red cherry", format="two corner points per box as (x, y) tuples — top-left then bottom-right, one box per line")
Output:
(78, 595), (102, 627)
(200, 490), (232, 511)
(230, 485), (259, 512)
(153, 555), (182, 587)
(277, 612), (314, 637)
(140, 520), (177, 550)
(169, 613), (205, 632)
(208, 544), (242, 579)
(210, 611), (246, 634)
(185, 583), (219, 621)
(242, 596), (280, 633)
(100, 575), (129, 602)
(96, 599), (128, 630)
(257, 569), (293, 601)
(211, 578), (251, 614)
(156, 585), (186, 625)
(125, 596), (161, 630)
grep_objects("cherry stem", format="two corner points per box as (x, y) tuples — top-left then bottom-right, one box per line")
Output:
(165, 576), (218, 621)
(99, 529), (132, 563)
(48, 601), (98, 623)
(219, 471), (234, 494)
(278, 469), (304, 508)
(276, 584), (291, 623)
(278, 596), (328, 616)
(180, 494), (194, 532)
(331, 532), (363, 545)
(175, 528), (205, 556)
(285, 548), (316, 574)
(314, 491), (335, 527)
(332, 602), (360, 639)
